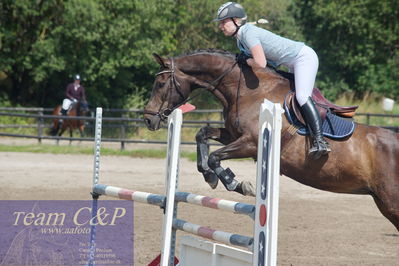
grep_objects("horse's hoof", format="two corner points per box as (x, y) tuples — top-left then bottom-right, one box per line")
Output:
(204, 171), (218, 189)
(208, 179), (218, 189)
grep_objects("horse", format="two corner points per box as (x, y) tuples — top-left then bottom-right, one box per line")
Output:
(143, 49), (399, 231)
(49, 101), (89, 139)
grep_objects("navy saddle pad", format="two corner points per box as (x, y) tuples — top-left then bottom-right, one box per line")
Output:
(284, 104), (356, 140)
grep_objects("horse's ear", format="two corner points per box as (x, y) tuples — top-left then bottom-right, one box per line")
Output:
(153, 53), (167, 68)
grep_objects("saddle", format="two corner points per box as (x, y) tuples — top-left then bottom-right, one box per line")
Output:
(285, 89), (358, 126)
(276, 69), (358, 124)
(277, 70), (357, 140)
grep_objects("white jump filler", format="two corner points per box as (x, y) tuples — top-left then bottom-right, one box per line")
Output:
(89, 99), (283, 266)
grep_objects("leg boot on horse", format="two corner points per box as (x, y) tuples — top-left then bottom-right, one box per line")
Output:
(196, 126), (256, 196)
(300, 97), (331, 159)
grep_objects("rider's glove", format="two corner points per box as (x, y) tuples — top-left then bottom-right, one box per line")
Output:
(72, 98), (78, 103)
(236, 52), (251, 66)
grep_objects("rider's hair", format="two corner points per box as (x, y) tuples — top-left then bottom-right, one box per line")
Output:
(234, 18), (246, 26)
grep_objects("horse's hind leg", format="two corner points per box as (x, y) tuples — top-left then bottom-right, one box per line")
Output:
(196, 127), (235, 189)
(207, 134), (257, 196)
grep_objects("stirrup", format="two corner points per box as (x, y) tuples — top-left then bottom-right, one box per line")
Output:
(309, 138), (330, 159)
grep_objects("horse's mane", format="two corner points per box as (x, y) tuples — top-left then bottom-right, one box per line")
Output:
(177, 48), (235, 58)
(176, 48), (288, 79)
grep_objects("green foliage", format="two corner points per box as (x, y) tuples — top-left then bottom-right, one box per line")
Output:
(0, 96), (35, 134)
(0, 0), (176, 107)
(123, 87), (147, 109)
(294, 0), (399, 100)
(0, 0), (397, 108)
(244, 0), (303, 40)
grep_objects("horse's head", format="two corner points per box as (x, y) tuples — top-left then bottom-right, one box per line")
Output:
(74, 101), (89, 117)
(80, 101), (90, 115)
(144, 51), (239, 131)
(144, 54), (199, 130)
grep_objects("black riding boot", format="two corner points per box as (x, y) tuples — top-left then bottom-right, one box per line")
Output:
(60, 108), (67, 117)
(300, 97), (331, 159)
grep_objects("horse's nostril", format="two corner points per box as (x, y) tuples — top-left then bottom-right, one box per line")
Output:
(144, 118), (151, 128)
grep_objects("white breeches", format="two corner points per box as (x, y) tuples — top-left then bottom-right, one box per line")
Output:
(285, 45), (319, 106)
(62, 99), (73, 110)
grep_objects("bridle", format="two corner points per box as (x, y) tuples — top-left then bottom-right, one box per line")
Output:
(143, 59), (185, 120)
(144, 58), (238, 121)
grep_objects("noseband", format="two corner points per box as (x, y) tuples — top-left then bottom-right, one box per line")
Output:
(144, 58), (238, 121)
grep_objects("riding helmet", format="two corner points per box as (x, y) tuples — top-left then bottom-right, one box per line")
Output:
(213, 2), (247, 21)
(74, 74), (81, 80)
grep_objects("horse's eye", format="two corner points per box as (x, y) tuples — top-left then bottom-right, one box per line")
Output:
(156, 82), (166, 88)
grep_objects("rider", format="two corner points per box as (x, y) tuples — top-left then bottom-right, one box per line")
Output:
(59, 74), (87, 124)
(214, 2), (330, 159)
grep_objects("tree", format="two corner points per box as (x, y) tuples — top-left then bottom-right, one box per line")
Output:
(0, 0), (177, 107)
(294, 0), (399, 100)
(0, 0), (65, 104)
(5, 0), (373, 108)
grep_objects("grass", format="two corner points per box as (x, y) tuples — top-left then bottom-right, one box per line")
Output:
(0, 143), (198, 161)
(335, 92), (399, 127)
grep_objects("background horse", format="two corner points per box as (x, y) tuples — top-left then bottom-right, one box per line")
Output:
(143, 50), (399, 231)
(49, 101), (89, 138)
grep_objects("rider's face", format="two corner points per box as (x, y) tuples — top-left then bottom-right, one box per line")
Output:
(219, 18), (238, 36)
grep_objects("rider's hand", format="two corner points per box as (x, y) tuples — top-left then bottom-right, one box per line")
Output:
(236, 52), (251, 66)
(72, 98), (78, 103)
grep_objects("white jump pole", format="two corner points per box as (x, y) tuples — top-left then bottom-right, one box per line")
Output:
(253, 99), (283, 266)
(92, 107), (102, 187)
(87, 107), (103, 266)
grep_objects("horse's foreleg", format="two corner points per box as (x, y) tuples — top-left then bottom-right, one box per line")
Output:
(207, 135), (257, 196)
(196, 127), (234, 189)
(58, 126), (66, 137)
(69, 128), (73, 145)
(79, 125), (85, 138)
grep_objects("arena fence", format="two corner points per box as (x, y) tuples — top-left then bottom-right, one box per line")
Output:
(0, 107), (397, 150)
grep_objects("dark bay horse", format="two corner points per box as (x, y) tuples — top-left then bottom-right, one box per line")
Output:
(49, 102), (89, 138)
(143, 50), (399, 231)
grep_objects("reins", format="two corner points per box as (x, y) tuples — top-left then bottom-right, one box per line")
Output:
(144, 58), (238, 121)
(235, 66), (242, 131)
(181, 60), (238, 105)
